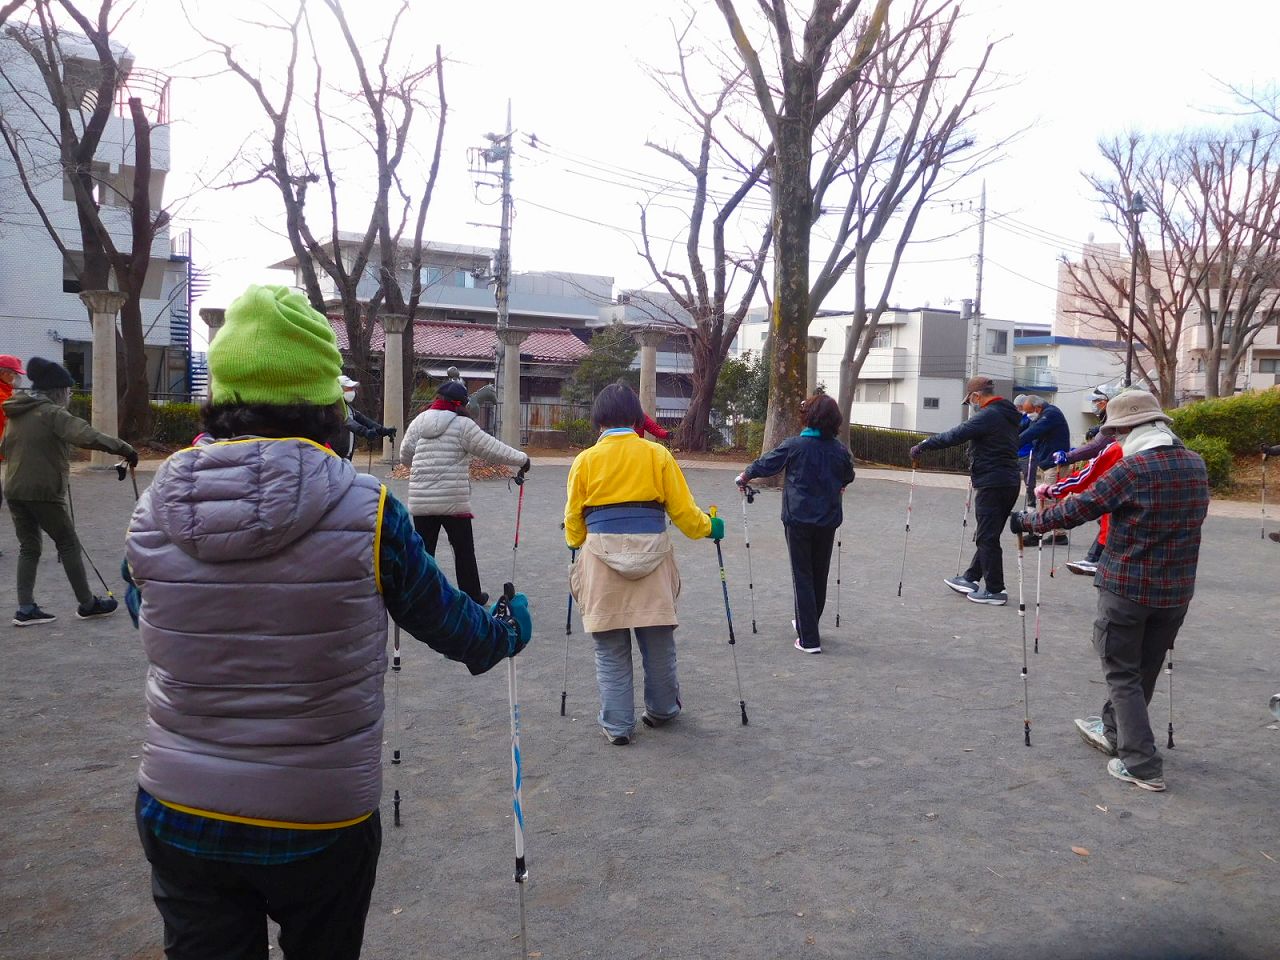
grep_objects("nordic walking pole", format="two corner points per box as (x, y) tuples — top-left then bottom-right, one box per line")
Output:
(1034, 497), (1044, 655)
(66, 480), (114, 599)
(1262, 448), (1269, 540)
(1016, 528), (1031, 747)
(510, 465), (527, 583)
(367, 440), (374, 476)
(954, 484), (973, 577)
(115, 461), (140, 501)
(496, 581), (529, 958)
(709, 506), (748, 726)
(391, 624), (402, 826)
(835, 531), (842, 628)
(740, 483), (759, 634)
(897, 463), (917, 597)
(1166, 643), (1175, 748)
(561, 546), (576, 717)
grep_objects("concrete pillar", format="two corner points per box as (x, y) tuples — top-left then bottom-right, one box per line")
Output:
(381, 314), (409, 463)
(636, 327), (666, 418)
(497, 328), (529, 449)
(80, 290), (127, 468)
(806, 336), (826, 397)
(199, 307), (226, 341)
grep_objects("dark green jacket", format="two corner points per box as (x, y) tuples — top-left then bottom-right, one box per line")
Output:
(0, 393), (134, 502)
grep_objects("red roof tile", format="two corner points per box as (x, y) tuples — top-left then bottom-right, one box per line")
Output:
(330, 319), (589, 364)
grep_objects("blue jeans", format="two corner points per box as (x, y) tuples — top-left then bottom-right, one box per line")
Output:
(592, 626), (680, 737)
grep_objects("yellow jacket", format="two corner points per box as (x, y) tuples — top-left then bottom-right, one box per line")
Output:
(563, 431), (711, 548)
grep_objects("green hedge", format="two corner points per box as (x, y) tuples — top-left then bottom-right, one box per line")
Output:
(849, 423), (969, 472)
(1183, 434), (1233, 489)
(1169, 389), (1280, 455)
(150, 403), (202, 444)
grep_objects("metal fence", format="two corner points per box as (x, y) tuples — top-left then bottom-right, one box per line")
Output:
(518, 401), (593, 446)
(849, 423), (969, 473)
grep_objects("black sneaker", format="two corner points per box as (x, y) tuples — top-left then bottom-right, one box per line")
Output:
(13, 606), (57, 627)
(76, 596), (119, 620)
(602, 728), (630, 746)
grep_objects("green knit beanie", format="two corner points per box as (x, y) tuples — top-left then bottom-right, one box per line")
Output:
(209, 285), (343, 406)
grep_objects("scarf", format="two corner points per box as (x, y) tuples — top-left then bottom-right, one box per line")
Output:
(1119, 421), (1177, 458)
(430, 398), (466, 412)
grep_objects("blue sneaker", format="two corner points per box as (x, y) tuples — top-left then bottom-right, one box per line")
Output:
(1074, 717), (1116, 757)
(966, 587), (1008, 606)
(1107, 758), (1165, 792)
(944, 576), (978, 594)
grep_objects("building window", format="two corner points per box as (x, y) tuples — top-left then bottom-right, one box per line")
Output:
(923, 397), (939, 409)
(986, 329), (1008, 355)
(1260, 358), (1280, 373)
(869, 328), (891, 349)
(1024, 355), (1048, 368)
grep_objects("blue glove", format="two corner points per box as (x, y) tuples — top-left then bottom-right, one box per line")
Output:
(707, 515), (725, 541)
(1052, 450), (1067, 466)
(491, 592), (532, 656)
(908, 443), (923, 462)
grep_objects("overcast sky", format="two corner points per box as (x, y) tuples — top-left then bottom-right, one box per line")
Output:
(114, 0), (1280, 348)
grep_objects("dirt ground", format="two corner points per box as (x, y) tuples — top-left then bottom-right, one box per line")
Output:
(0, 459), (1276, 960)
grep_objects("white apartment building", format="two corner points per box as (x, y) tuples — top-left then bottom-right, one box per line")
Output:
(736, 308), (1045, 434)
(0, 31), (191, 395)
(1057, 242), (1280, 403)
(1012, 336), (1127, 443)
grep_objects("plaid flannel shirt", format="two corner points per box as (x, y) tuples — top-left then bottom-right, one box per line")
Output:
(1028, 446), (1209, 608)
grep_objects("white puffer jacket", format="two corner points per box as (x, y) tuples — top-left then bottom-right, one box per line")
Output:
(400, 409), (527, 516)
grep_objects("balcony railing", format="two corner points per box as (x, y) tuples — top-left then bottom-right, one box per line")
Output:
(1014, 364), (1056, 389)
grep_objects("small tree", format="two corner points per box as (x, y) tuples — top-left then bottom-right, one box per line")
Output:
(712, 348), (769, 424)
(562, 325), (639, 407)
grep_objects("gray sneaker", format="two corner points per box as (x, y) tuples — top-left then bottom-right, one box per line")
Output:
(966, 587), (1008, 606)
(1107, 757), (1165, 792)
(1074, 717), (1116, 757)
(944, 576), (978, 595)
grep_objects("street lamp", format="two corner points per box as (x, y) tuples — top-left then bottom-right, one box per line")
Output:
(1123, 192), (1146, 386)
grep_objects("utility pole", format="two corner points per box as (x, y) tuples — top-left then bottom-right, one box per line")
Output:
(471, 101), (517, 442)
(967, 181), (986, 383)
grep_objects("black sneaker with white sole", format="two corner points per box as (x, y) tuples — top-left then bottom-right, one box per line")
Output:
(76, 596), (118, 620)
(944, 575), (978, 595)
(13, 606), (57, 627)
(966, 587), (1008, 605)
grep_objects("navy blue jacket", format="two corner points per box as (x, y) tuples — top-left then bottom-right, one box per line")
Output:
(744, 431), (855, 528)
(917, 397), (1021, 488)
(1018, 403), (1070, 469)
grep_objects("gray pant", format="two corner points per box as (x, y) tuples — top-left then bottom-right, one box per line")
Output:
(1092, 588), (1188, 779)
(592, 626), (680, 738)
(9, 498), (94, 608)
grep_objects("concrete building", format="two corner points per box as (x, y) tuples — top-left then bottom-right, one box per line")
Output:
(1013, 335), (1126, 443)
(1057, 241), (1280, 403)
(735, 308), (1043, 434)
(0, 30), (195, 397)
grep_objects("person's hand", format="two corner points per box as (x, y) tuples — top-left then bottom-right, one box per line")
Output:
(383, 426), (397, 442)
(122, 445), (139, 468)
(491, 592), (532, 656)
(909, 443), (923, 461)
(1052, 450), (1068, 466)
(1034, 483), (1050, 501)
(519, 457), (531, 476)
(707, 514), (725, 541)
(1009, 511), (1030, 536)
(735, 473), (749, 488)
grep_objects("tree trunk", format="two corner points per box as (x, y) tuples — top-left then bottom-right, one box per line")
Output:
(1203, 340), (1222, 398)
(117, 292), (153, 441)
(762, 115), (813, 459)
(677, 347), (717, 451)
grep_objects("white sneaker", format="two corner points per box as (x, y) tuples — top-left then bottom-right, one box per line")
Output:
(1107, 757), (1166, 792)
(793, 638), (821, 654)
(1073, 717), (1116, 757)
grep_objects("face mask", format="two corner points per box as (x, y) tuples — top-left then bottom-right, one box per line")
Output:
(342, 390), (356, 403)
(1027, 412), (1040, 421)
(969, 401), (982, 413)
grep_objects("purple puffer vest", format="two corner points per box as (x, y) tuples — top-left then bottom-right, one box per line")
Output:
(127, 437), (387, 825)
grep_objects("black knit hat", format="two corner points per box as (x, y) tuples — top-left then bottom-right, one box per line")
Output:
(26, 356), (74, 390)
(437, 380), (468, 403)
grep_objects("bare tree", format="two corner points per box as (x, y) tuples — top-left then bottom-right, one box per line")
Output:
(195, 0), (446, 420)
(1, 0), (171, 439)
(636, 16), (772, 450)
(713, 0), (889, 454)
(815, 0), (997, 442)
(0, 3), (28, 27)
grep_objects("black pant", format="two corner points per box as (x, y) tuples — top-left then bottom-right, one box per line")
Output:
(785, 522), (836, 649)
(137, 809), (382, 960)
(962, 485), (1019, 593)
(1094, 589), (1188, 779)
(414, 515), (484, 603)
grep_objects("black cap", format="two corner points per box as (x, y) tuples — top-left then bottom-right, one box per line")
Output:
(26, 356), (74, 390)
(437, 380), (468, 403)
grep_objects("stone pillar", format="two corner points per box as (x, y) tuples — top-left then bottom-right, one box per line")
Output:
(497, 328), (529, 449)
(199, 307), (226, 342)
(381, 314), (409, 463)
(636, 327), (666, 418)
(806, 336), (826, 397)
(80, 290), (127, 468)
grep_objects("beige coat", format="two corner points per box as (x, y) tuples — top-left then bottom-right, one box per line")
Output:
(570, 530), (681, 633)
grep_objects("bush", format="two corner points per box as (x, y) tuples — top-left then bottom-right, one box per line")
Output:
(746, 421), (765, 458)
(150, 403), (202, 444)
(1183, 434), (1233, 489)
(69, 392), (91, 420)
(556, 417), (596, 447)
(1169, 389), (1280, 455)
(849, 423), (969, 472)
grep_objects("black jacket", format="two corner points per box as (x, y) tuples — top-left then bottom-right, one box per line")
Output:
(1018, 403), (1071, 469)
(344, 408), (387, 459)
(744, 432), (855, 528)
(918, 397), (1021, 488)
